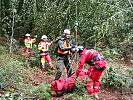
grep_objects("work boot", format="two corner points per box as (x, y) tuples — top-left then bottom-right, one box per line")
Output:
(50, 67), (55, 70)
(93, 93), (99, 99)
(49, 63), (55, 70)
(41, 67), (46, 71)
(41, 65), (46, 71)
(51, 91), (57, 96)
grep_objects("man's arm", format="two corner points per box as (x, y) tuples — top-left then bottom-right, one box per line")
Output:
(78, 54), (86, 69)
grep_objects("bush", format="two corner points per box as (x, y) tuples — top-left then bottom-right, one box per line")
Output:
(23, 82), (51, 100)
(0, 45), (25, 90)
(101, 65), (133, 89)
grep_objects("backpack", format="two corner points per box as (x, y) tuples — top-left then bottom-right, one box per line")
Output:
(53, 36), (64, 55)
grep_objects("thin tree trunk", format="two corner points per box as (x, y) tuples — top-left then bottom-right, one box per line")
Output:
(9, 3), (15, 54)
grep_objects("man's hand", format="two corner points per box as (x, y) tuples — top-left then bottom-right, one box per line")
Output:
(34, 35), (37, 38)
(50, 41), (53, 45)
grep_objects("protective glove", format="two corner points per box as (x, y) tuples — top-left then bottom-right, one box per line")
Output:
(75, 69), (81, 77)
(71, 45), (78, 53)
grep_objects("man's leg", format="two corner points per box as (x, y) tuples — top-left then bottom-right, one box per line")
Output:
(24, 48), (30, 61)
(45, 55), (54, 69)
(86, 66), (98, 94)
(93, 70), (103, 93)
(54, 58), (64, 80)
(41, 56), (46, 71)
(64, 58), (72, 77)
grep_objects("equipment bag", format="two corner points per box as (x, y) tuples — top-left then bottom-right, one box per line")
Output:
(51, 76), (75, 92)
(51, 70), (88, 92)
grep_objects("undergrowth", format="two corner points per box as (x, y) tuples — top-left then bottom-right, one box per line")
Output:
(0, 44), (132, 99)
(101, 62), (133, 90)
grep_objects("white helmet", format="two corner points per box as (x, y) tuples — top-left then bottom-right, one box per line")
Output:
(25, 33), (30, 37)
(41, 35), (47, 40)
(77, 46), (84, 52)
(64, 29), (70, 35)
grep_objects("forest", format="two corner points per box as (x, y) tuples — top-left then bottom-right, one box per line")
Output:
(0, 0), (133, 100)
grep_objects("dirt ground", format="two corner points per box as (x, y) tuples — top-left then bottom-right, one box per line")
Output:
(21, 61), (133, 100)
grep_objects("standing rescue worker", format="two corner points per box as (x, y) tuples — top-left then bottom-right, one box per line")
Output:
(76, 46), (106, 97)
(24, 33), (36, 61)
(54, 29), (74, 80)
(38, 35), (54, 71)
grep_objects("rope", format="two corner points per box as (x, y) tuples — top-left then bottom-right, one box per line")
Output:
(75, 0), (79, 69)
(75, 0), (78, 45)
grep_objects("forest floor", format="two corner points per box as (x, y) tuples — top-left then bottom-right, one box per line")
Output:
(21, 60), (133, 100)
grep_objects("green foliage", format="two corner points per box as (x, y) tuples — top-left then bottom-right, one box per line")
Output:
(101, 47), (122, 61)
(0, 0), (132, 59)
(24, 82), (51, 100)
(0, 0), (133, 99)
(101, 65), (133, 89)
(63, 83), (93, 100)
(0, 45), (25, 90)
(1, 0), (132, 59)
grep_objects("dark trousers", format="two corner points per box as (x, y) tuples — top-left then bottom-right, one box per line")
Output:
(54, 55), (72, 80)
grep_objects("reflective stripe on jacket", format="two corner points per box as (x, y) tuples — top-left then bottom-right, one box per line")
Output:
(24, 37), (34, 48)
(38, 40), (51, 52)
(57, 40), (70, 55)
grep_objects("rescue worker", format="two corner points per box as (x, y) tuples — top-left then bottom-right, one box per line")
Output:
(38, 35), (54, 71)
(24, 33), (36, 61)
(54, 29), (74, 80)
(76, 46), (106, 97)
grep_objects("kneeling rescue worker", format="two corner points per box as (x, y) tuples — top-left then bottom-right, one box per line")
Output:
(38, 35), (54, 71)
(54, 29), (74, 80)
(76, 46), (106, 96)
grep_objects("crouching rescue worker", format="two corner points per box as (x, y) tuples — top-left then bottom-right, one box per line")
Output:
(24, 33), (36, 61)
(54, 29), (74, 80)
(38, 35), (54, 71)
(76, 46), (106, 98)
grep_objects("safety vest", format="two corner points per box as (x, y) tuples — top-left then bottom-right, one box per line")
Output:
(24, 38), (34, 48)
(57, 40), (69, 55)
(38, 40), (50, 52)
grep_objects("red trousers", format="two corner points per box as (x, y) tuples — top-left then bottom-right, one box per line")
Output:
(40, 54), (53, 68)
(86, 65), (103, 94)
(24, 47), (30, 60)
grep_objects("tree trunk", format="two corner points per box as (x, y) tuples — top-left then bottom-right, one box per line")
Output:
(9, 3), (15, 54)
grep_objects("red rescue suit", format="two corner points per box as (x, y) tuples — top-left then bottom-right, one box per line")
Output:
(78, 48), (106, 94)
(38, 40), (53, 70)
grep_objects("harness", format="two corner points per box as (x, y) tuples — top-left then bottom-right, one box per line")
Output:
(91, 55), (105, 63)
(86, 50), (106, 70)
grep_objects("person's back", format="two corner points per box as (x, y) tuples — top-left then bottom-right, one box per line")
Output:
(76, 46), (106, 97)
(79, 49), (106, 67)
